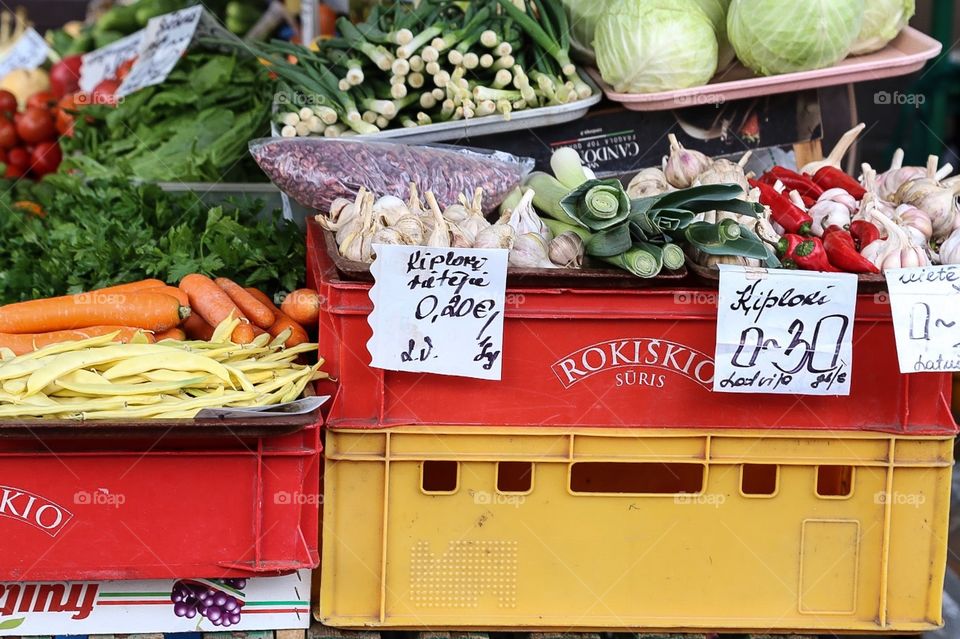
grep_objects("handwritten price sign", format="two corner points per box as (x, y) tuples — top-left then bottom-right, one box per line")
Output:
(713, 265), (858, 395)
(117, 5), (203, 97)
(0, 28), (50, 79)
(885, 265), (960, 373)
(367, 245), (508, 380)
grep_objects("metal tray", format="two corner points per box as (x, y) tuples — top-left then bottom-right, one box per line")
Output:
(687, 261), (888, 293)
(589, 27), (941, 112)
(319, 224), (687, 289)
(277, 72), (602, 145)
(0, 406), (322, 439)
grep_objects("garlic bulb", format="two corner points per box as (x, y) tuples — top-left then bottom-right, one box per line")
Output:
(449, 222), (476, 248)
(406, 182), (425, 215)
(897, 181), (960, 241)
(460, 187), (492, 237)
(318, 192), (363, 232)
(938, 228), (960, 264)
(424, 191), (451, 248)
(696, 157), (749, 192)
(392, 214), (426, 245)
(819, 188), (860, 216)
(374, 195), (410, 226)
(442, 202), (471, 223)
(339, 191), (375, 262)
(866, 210), (930, 270)
(507, 189), (552, 242)
(894, 204), (933, 242)
(474, 223), (515, 250)
(809, 200), (852, 236)
(371, 227), (407, 248)
(627, 167), (672, 198)
(548, 231), (584, 268)
(509, 232), (556, 268)
(663, 133), (710, 188)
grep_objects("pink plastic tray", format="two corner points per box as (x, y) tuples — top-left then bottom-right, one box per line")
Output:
(589, 27), (941, 111)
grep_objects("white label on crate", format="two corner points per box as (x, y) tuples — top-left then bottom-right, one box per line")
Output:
(885, 265), (960, 373)
(0, 29), (50, 79)
(713, 265), (858, 395)
(116, 5), (203, 97)
(367, 245), (508, 380)
(79, 30), (146, 93)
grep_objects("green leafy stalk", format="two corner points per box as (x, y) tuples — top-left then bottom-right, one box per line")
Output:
(601, 245), (662, 278)
(559, 178), (631, 230)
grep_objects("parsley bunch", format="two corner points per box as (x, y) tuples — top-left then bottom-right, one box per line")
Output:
(0, 174), (304, 303)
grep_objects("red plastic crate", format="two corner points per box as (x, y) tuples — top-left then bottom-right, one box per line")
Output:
(0, 422), (321, 581)
(308, 221), (955, 435)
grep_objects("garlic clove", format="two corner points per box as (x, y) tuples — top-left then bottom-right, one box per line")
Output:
(509, 232), (556, 269)
(548, 231), (584, 268)
(474, 223), (515, 250)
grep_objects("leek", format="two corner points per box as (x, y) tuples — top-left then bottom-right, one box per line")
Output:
(601, 246), (661, 278)
(661, 243), (686, 270)
(559, 178), (631, 230)
(550, 146), (591, 189)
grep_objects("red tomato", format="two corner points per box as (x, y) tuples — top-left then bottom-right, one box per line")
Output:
(29, 141), (61, 176)
(7, 147), (30, 168)
(15, 108), (55, 144)
(55, 108), (75, 137)
(4, 163), (24, 178)
(0, 91), (16, 115)
(0, 149), (8, 164)
(26, 90), (56, 111)
(0, 119), (18, 149)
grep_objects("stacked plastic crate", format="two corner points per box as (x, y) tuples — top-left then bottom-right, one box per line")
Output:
(308, 220), (957, 634)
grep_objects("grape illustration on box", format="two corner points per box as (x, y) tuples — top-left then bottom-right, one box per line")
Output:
(170, 578), (246, 628)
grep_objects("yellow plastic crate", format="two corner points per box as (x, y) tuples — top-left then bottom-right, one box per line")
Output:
(318, 427), (954, 633)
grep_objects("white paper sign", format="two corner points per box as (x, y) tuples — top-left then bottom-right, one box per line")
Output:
(116, 5), (203, 97)
(885, 265), (960, 373)
(0, 28), (50, 79)
(367, 245), (508, 380)
(79, 30), (145, 92)
(713, 265), (858, 395)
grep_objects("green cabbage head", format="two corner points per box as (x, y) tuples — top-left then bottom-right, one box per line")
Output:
(727, 0), (865, 76)
(693, 0), (735, 69)
(595, 0), (718, 93)
(851, 0), (915, 55)
(561, 0), (608, 51)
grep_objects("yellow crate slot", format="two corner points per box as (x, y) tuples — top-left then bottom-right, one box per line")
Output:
(319, 428), (954, 633)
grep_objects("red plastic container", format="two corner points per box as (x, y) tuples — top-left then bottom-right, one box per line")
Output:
(308, 221), (955, 435)
(0, 422), (321, 581)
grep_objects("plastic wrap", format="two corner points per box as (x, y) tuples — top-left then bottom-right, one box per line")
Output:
(250, 137), (534, 214)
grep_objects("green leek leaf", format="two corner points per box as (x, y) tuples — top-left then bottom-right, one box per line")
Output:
(559, 178), (631, 231)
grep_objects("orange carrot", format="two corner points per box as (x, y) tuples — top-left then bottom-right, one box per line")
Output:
(182, 313), (215, 341)
(147, 285), (189, 307)
(179, 274), (251, 343)
(0, 326), (155, 355)
(246, 287), (310, 347)
(154, 327), (186, 341)
(232, 322), (256, 345)
(0, 292), (188, 333)
(281, 288), (320, 327)
(92, 279), (166, 295)
(215, 277), (275, 328)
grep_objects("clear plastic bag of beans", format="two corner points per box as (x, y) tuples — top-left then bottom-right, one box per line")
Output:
(249, 137), (534, 214)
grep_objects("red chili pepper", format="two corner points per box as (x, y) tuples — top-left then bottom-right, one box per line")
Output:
(800, 193), (817, 208)
(849, 219), (881, 251)
(811, 166), (867, 200)
(749, 179), (813, 235)
(822, 228), (880, 273)
(768, 166), (825, 199)
(776, 233), (805, 259)
(791, 238), (840, 272)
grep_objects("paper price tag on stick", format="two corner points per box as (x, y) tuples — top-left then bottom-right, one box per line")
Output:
(79, 30), (145, 93)
(367, 245), (508, 380)
(885, 265), (960, 373)
(116, 5), (203, 97)
(0, 28), (50, 79)
(713, 265), (858, 395)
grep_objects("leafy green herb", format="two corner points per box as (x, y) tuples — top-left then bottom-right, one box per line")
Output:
(0, 174), (304, 303)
